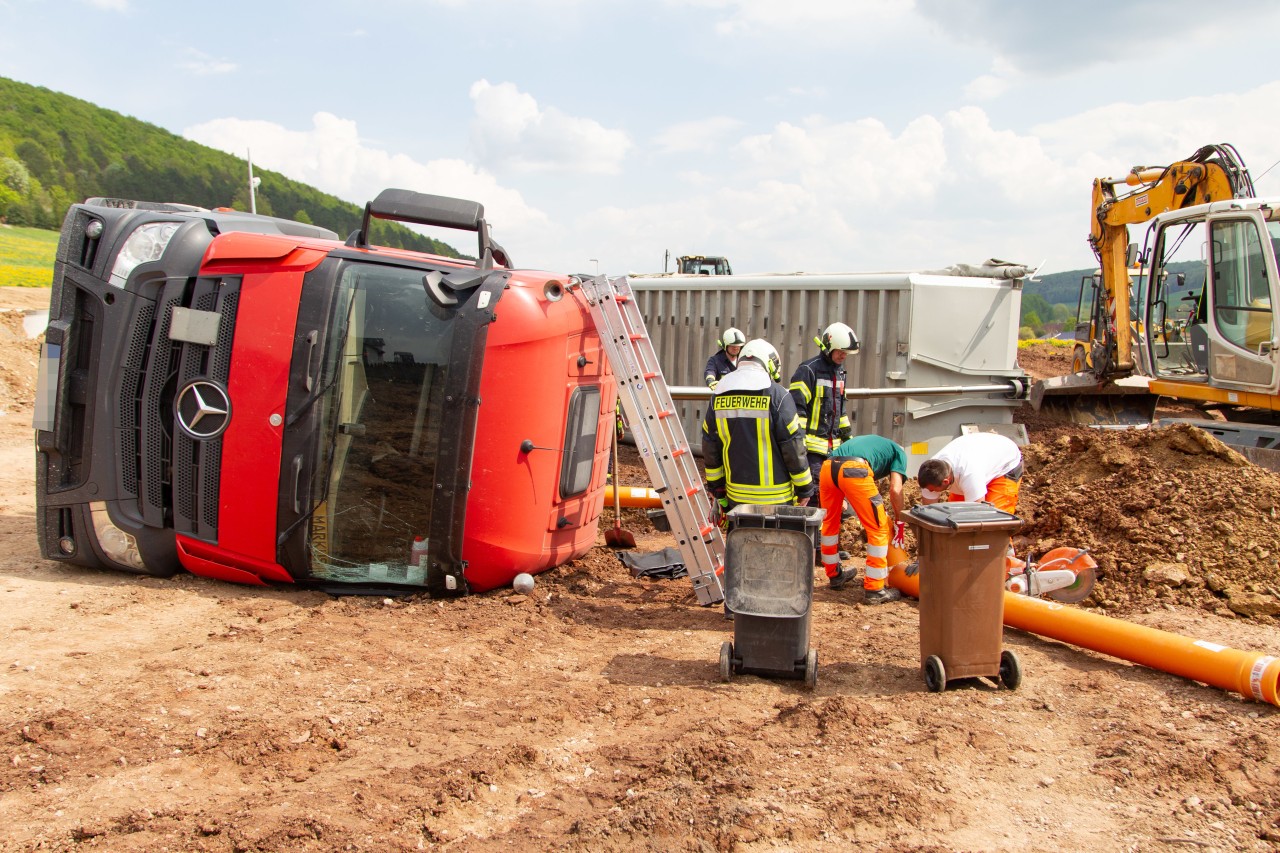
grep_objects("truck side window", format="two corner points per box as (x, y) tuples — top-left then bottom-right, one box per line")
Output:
(560, 386), (600, 498)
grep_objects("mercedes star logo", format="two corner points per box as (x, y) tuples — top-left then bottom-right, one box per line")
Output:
(175, 380), (232, 440)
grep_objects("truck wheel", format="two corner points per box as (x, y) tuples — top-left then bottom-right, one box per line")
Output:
(999, 650), (1022, 690)
(1071, 345), (1088, 373)
(719, 641), (733, 682)
(923, 655), (947, 693)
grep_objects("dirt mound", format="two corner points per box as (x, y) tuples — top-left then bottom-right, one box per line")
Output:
(0, 308), (41, 415)
(1020, 423), (1280, 618)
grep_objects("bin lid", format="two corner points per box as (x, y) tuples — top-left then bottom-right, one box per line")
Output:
(907, 501), (1022, 532)
(727, 504), (826, 525)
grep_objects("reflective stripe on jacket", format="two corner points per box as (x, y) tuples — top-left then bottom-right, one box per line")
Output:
(702, 365), (813, 506)
(788, 353), (850, 455)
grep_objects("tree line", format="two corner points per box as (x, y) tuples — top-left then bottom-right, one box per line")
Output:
(0, 76), (463, 258)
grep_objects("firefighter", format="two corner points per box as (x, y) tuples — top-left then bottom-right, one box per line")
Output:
(702, 338), (815, 514)
(917, 431), (1023, 514)
(819, 434), (907, 604)
(789, 322), (859, 489)
(704, 327), (746, 389)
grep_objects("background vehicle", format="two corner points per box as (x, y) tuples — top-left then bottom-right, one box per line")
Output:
(676, 255), (733, 275)
(34, 190), (617, 596)
(1030, 144), (1280, 455)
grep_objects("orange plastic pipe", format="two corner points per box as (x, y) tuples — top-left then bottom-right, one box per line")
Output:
(886, 548), (1280, 707)
(604, 485), (663, 508)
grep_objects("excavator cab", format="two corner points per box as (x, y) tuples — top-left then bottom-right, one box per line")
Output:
(1144, 205), (1280, 401)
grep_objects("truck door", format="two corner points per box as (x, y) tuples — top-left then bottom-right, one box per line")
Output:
(1201, 212), (1278, 392)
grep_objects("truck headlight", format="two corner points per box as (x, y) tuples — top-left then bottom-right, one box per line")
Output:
(109, 221), (180, 288)
(89, 501), (147, 570)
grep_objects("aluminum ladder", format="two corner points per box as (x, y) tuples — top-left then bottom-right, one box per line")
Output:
(578, 274), (726, 605)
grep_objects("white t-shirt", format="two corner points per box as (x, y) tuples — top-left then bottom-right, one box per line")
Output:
(922, 432), (1022, 502)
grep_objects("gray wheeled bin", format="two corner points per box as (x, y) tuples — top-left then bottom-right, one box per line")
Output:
(906, 502), (1023, 693)
(718, 504), (826, 689)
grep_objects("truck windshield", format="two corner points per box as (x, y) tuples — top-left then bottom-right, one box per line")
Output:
(308, 263), (457, 586)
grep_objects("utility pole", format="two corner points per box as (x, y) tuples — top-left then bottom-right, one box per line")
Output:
(248, 149), (261, 214)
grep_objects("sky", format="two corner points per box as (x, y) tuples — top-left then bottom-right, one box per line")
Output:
(3, 0), (1280, 277)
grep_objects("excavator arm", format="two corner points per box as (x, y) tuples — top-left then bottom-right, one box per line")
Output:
(1089, 144), (1255, 380)
(1030, 144), (1257, 425)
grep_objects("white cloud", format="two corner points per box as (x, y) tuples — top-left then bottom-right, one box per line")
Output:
(735, 114), (949, 207)
(665, 0), (915, 39)
(178, 49), (236, 76)
(1031, 80), (1280, 187)
(183, 112), (550, 243)
(468, 80), (631, 174)
(915, 0), (1280, 75)
(653, 117), (744, 155)
(962, 58), (1020, 101)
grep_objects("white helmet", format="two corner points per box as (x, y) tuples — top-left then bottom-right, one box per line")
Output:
(739, 338), (782, 381)
(718, 327), (746, 350)
(820, 322), (860, 355)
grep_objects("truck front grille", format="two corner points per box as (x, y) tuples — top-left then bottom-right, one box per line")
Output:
(120, 277), (240, 541)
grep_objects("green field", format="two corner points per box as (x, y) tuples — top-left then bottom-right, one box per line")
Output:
(0, 225), (58, 288)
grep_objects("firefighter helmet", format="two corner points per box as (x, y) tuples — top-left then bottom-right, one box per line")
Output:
(718, 327), (746, 350)
(739, 339), (782, 381)
(819, 322), (860, 355)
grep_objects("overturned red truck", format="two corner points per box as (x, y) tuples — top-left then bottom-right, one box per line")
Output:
(34, 189), (616, 595)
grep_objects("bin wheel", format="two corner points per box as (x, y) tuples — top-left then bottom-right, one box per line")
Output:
(803, 649), (818, 690)
(719, 642), (733, 682)
(999, 649), (1022, 690)
(923, 655), (947, 693)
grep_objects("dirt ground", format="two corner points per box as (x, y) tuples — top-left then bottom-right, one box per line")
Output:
(1, 288), (1278, 852)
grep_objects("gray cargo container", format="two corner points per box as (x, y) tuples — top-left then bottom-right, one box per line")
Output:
(630, 270), (1029, 475)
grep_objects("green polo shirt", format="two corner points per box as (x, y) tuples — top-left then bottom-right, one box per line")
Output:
(831, 435), (907, 481)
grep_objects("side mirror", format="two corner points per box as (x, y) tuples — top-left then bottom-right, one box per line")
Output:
(1126, 242), (1139, 267)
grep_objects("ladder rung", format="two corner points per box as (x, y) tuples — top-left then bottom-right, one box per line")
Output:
(699, 524), (713, 537)
(672, 447), (688, 458)
(658, 409), (673, 418)
(685, 485), (700, 497)
(643, 372), (659, 380)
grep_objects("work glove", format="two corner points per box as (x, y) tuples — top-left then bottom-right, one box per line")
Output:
(903, 560), (920, 577)
(837, 426), (853, 441)
(891, 521), (907, 550)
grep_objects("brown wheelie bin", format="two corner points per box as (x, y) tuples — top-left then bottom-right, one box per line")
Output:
(905, 502), (1023, 693)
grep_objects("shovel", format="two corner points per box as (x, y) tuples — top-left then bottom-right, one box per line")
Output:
(604, 432), (636, 549)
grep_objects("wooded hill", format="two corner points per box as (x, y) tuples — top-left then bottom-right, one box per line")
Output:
(0, 76), (462, 258)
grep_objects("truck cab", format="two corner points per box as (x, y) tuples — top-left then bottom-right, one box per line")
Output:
(34, 190), (616, 595)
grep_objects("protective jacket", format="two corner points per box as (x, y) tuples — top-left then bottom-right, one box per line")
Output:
(702, 361), (814, 506)
(788, 352), (851, 456)
(703, 350), (737, 388)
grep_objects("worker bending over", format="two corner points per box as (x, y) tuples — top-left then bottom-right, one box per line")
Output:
(917, 432), (1023, 514)
(819, 435), (907, 604)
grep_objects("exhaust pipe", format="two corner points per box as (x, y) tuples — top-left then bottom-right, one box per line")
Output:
(886, 550), (1280, 707)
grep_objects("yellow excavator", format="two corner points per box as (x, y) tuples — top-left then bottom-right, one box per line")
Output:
(1030, 143), (1280, 465)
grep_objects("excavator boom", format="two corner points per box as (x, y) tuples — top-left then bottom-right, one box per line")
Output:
(1033, 144), (1263, 428)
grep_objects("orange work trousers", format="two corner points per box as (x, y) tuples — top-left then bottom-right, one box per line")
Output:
(948, 475), (1020, 514)
(819, 458), (890, 591)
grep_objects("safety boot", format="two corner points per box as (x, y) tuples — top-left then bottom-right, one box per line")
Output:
(828, 567), (857, 590)
(863, 587), (903, 605)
